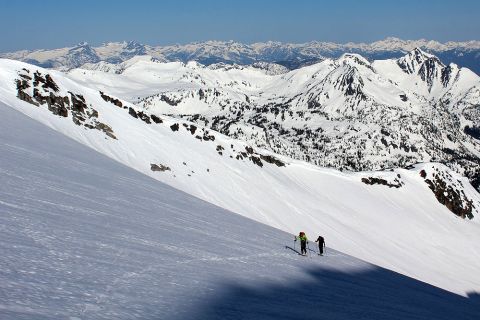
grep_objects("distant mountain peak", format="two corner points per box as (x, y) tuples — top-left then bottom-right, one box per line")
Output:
(410, 47), (435, 59)
(74, 41), (90, 48)
(121, 41), (146, 56)
(397, 48), (444, 76)
(123, 40), (144, 48)
(339, 53), (372, 67)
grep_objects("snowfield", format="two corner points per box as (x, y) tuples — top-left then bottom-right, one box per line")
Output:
(1, 102), (480, 320)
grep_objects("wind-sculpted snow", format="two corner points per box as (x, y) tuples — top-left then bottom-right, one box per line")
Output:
(2, 103), (480, 319)
(1, 59), (480, 297)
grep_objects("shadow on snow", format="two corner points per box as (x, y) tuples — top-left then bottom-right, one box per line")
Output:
(193, 265), (480, 320)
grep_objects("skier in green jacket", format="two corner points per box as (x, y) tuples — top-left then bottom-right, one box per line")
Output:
(295, 232), (308, 255)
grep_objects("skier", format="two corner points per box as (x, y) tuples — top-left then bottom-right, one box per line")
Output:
(315, 235), (326, 256)
(295, 232), (308, 256)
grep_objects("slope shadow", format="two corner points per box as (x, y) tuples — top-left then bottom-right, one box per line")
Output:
(194, 265), (480, 320)
(285, 245), (302, 255)
(307, 246), (319, 255)
(285, 245), (319, 256)
(467, 291), (480, 304)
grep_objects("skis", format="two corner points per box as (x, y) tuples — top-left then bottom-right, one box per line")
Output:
(286, 239), (326, 257)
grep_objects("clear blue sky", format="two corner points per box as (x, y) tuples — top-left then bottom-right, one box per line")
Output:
(1, 0), (478, 52)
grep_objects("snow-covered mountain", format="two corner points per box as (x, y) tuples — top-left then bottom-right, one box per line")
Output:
(66, 49), (480, 192)
(0, 41), (168, 71)
(2, 37), (480, 73)
(1, 58), (480, 300)
(3, 102), (480, 319)
(0, 42), (101, 70)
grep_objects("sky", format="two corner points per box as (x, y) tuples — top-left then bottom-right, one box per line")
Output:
(0, 0), (479, 52)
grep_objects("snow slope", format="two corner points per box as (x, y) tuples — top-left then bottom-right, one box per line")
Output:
(3, 102), (480, 319)
(1, 59), (480, 298)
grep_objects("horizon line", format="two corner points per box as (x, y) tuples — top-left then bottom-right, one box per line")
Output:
(3, 37), (480, 54)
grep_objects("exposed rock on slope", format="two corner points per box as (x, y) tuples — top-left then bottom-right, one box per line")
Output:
(15, 68), (116, 139)
(419, 164), (479, 219)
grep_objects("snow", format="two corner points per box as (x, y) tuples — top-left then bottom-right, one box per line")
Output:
(64, 49), (480, 188)
(1, 58), (480, 299)
(68, 58), (271, 105)
(69, 47), (478, 115)
(1, 102), (480, 319)
(4, 38), (480, 73)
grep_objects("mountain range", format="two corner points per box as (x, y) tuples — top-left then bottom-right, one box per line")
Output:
(63, 48), (480, 192)
(2, 37), (480, 74)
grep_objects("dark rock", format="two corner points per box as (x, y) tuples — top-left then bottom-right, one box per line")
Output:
(464, 126), (480, 140)
(33, 72), (59, 92)
(137, 111), (151, 124)
(260, 154), (286, 167)
(380, 137), (388, 147)
(44, 74), (59, 92)
(361, 177), (402, 188)
(16, 79), (38, 106)
(203, 133), (215, 141)
(95, 122), (117, 139)
(150, 163), (171, 172)
(150, 114), (163, 124)
(16, 79), (30, 90)
(33, 88), (47, 105)
(70, 93), (87, 113)
(19, 73), (32, 81)
(88, 109), (99, 118)
(425, 174), (474, 219)
(160, 94), (181, 106)
(129, 107), (138, 118)
(99, 91), (123, 108)
(380, 128), (390, 136)
(47, 102), (68, 117)
(420, 170), (427, 178)
(250, 156), (263, 167)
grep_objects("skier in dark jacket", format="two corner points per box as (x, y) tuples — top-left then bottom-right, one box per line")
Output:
(315, 235), (326, 256)
(295, 232), (308, 255)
